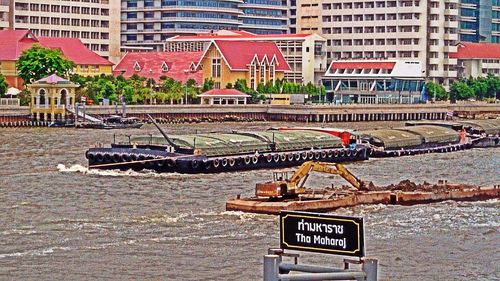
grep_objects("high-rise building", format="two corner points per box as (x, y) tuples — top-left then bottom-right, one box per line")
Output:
(239, 0), (289, 34)
(297, 0), (460, 86)
(5, 0), (121, 63)
(120, 0), (290, 51)
(0, 0), (10, 29)
(459, 0), (500, 43)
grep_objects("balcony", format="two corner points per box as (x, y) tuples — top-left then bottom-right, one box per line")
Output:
(445, 9), (459, 16)
(445, 21), (459, 28)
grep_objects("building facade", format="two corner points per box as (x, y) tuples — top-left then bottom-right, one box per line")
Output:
(451, 42), (500, 77)
(459, 0), (500, 43)
(322, 60), (425, 104)
(297, 0), (460, 87)
(0, 0), (10, 29)
(120, 0), (290, 51)
(4, 0), (121, 63)
(196, 40), (290, 90)
(0, 30), (113, 89)
(165, 30), (327, 84)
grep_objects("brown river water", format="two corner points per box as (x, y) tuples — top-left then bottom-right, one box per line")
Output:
(0, 122), (499, 281)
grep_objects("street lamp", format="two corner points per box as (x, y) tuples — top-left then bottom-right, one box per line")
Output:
(184, 69), (189, 105)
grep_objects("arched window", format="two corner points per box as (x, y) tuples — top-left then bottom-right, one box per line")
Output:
(39, 89), (46, 105)
(60, 89), (68, 106)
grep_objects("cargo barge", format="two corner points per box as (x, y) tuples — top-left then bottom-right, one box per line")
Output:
(86, 116), (369, 174)
(85, 117), (499, 174)
(225, 161), (500, 214)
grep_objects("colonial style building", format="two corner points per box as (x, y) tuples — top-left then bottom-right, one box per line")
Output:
(196, 40), (290, 90)
(0, 29), (113, 89)
(4, 0), (121, 62)
(165, 30), (326, 85)
(198, 88), (250, 105)
(28, 74), (78, 121)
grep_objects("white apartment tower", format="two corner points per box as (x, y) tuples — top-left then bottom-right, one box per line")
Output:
(6, 0), (121, 63)
(297, 0), (460, 86)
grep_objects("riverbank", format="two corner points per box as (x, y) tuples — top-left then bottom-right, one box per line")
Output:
(0, 103), (499, 126)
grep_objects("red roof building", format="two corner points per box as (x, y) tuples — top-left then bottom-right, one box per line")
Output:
(113, 52), (203, 84)
(165, 30), (328, 85)
(197, 40), (290, 90)
(450, 43), (500, 78)
(0, 29), (113, 89)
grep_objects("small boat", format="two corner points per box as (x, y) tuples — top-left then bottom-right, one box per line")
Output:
(76, 116), (143, 129)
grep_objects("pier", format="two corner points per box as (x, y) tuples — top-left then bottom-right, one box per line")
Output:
(1, 103), (499, 127)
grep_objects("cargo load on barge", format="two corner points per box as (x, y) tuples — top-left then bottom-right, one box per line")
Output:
(226, 161), (500, 214)
(85, 117), (369, 173)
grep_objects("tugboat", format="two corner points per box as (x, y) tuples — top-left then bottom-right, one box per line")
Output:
(76, 115), (143, 129)
(85, 116), (369, 173)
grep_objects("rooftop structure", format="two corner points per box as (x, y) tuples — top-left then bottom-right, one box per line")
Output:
(165, 30), (327, 84)
(113, 51), (203, 84)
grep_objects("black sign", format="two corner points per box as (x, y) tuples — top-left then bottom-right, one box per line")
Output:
(280, 211), (365, 257)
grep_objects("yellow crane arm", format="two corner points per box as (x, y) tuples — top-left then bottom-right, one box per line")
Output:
(288, 161), (364, 190)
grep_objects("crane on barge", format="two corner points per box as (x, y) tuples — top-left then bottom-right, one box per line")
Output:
(255, 161), (367, 198)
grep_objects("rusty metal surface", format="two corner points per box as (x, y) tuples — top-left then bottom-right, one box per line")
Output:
(226, 184), (500, 215)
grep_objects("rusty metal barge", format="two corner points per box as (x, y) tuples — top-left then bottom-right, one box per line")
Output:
(225, 161), (500, 214)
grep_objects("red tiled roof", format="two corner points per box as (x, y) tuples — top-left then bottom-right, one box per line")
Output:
(113, 52), (203, 84)
(329, 61), (396, 70)
(212, 40), (290, 71)
(38, 37), (113, 65)
(0, 30), (38, 60)
(0, 29), (112, 65)
(449, 42), (500, 59)
(199, 88), (250, 97)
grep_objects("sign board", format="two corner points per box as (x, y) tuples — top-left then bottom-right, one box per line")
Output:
(81, 96), (87, 102)
(280, 211), (365, 257)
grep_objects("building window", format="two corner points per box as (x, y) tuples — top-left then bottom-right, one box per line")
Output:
(134, 62), (141, 72)
(250, 63), (256, 90)
(260, 64), (266, 84)
(212, 58), (221, 78)
(269, 64), (275, 83)
(161, 61), (168, 72)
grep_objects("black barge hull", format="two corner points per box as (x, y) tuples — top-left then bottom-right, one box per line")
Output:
(86, 147), (369, 174)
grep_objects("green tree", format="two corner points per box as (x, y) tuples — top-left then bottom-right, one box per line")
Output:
(426, 81), (448, 101)
(201, 78), (214, 92)
(0, 73), (8, 97)
(485, 74), (500, 99)
(450, 80), (475, 101)
(17, 44), (75, 84)
(225, 82), (233, 89)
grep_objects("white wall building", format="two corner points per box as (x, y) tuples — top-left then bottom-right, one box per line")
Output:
(297, 0), (460, 87)
(323, 60), (425, 104)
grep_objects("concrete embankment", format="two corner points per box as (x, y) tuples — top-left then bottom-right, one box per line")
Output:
(1, 103), (499, 126)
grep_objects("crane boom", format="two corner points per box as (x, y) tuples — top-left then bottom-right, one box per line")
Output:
(255, 161), (366, 198)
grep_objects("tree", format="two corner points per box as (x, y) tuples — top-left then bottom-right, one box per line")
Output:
(225, 82), (233, 89)
(16, 44), (75, 84)
(0, 73), (7, 97)
(201, 78), (214, 92)
(450, 80), (475, 101)
(425, 81), (448, 101)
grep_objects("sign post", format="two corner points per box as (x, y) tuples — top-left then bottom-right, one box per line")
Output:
(280, 211), (365, 257)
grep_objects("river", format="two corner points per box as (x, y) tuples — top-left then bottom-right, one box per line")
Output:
(0, 122), (498, 280)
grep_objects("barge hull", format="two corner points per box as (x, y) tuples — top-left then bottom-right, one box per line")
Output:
(226, 186), (500, 215)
